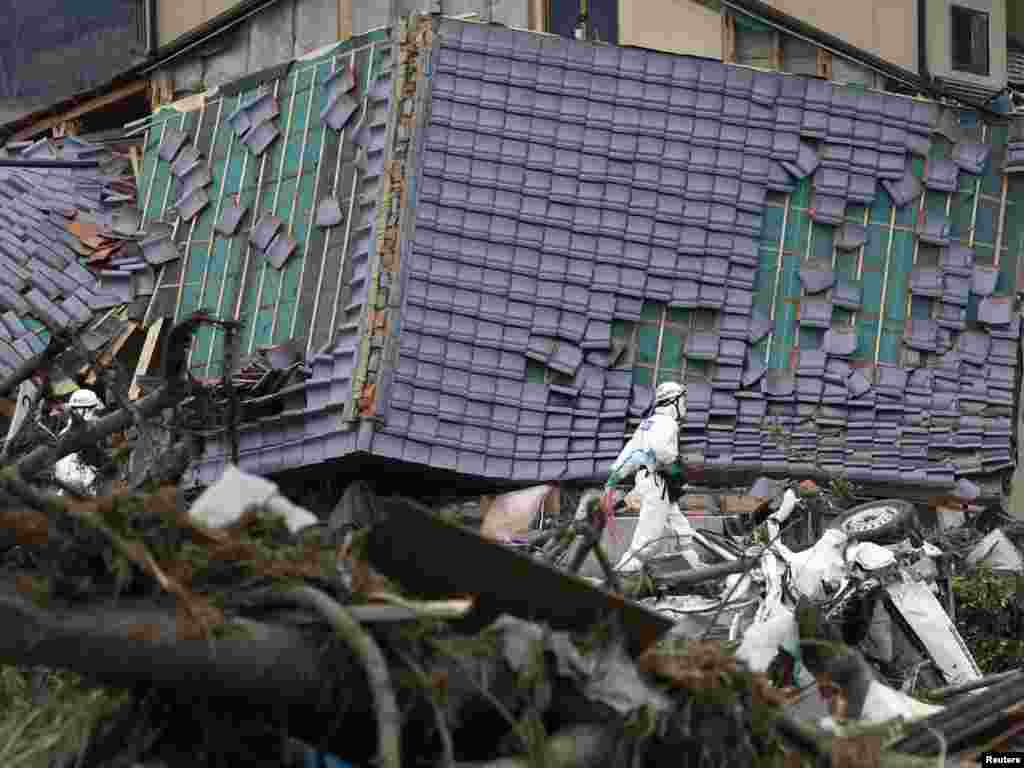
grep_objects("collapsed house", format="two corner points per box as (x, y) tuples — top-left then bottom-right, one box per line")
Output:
(125, 17), (1024, 501)
(0, 15), (1017, 503)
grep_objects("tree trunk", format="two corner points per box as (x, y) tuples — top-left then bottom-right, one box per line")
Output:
(0, 577), (331, 705)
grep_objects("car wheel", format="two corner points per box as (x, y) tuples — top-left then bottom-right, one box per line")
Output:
(830, 499), (917, 544)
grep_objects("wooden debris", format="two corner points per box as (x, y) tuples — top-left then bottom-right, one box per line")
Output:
(719, 495), (772, 516)
(129, 318), (164, 401)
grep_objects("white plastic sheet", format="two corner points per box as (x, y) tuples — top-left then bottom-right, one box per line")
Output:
(860, 680), (944, 722)
(189, 464), (319, 534)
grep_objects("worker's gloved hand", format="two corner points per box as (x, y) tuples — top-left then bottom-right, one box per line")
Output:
(605, 468), (623, 490)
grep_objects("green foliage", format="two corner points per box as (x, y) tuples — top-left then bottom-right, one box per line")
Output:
(952, 565), (1024, 673)
(827, 476), (858, 507)
(0, 667), (128, 768)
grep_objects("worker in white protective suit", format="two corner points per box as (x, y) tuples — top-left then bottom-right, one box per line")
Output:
(605, 381), (697, 573)
(54, 388), (104, 495)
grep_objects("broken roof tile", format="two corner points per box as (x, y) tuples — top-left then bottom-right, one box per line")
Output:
(809, 194), (845, 225)
(763, 371), (795, 399)
(909, 265), (943, 297)
(781, 141), (820, 180)
(939, 244), (974, 276)
(881, 170), (923, 208)
(215, 202), (248, 236)
(824, 327), (857, 357)
(158, 126), (189, 163)
(799, 296), (833, 328)
(250, 215), (283, 252)
(916, 212), (951, 246)
(924, 158), (959, 192)
(766, 161), (796, 193)
(904, 319), (939, 352)
(814, 166), (849, 197)
(972, 265), (999, 297)
(935, 302), (967, 331)
(835, 221), (867, 251)
(749, 309), (772, 343)
(943, 273), (971, 306)
(315, 197), (344, 229)
(952, 140), (990, 175)
(978, 295), (1014, 326)
(684, 330), (719, 360)
(24, 288), (70, 331)
(742, 356), (767, 388)
(170, 145), (202, 178)
(173, 187), (210, 222)
(832, 280), (862, 310)
(267, 232), (299, 269)
(846, 370), (871, 397)
(957, 330), (991, 365)
(799, 261), (835, 294)
(243, 120), (281, 156)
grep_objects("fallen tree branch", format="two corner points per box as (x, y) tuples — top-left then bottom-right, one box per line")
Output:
(396, 646), (455, 768)
(0, 333), (69, 400)
(278, 585), (402, 768)
(0, 576), (328, 705)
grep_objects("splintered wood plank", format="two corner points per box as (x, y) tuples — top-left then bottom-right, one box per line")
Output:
(129, 318), (165, 401)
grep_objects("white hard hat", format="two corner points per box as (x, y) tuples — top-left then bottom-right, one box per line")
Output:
(69, 389), (101, 410)
(654, 381), (685, 406)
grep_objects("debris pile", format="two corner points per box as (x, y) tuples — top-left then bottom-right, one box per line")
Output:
(2, 449), (1024, 766)
(0, 295), (1020, 765)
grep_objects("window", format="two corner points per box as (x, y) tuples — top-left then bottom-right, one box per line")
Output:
(951, 5), (991, 77)
(733, 15), (776, 69)
(547, 0), (618, 44)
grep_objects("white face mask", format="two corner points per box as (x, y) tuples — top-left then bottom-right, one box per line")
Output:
(71, 407), (97, 422)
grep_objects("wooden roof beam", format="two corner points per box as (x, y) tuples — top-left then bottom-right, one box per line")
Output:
(10, 79), (150, 143)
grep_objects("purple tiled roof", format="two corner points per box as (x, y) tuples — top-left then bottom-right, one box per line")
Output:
(188, 20), (1019, 490)
(0, 137), (143, 373)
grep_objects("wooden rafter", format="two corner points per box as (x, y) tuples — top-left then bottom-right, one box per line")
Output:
(338, 0), (353, 40)
(129, 318), (165, 401)
(770, 30), (783, 71)
(722, 11), (736, 64)
(149, 73), (175, 111)
(817, 48), (833, 79)
(11, 79), (149, 143)
(51, 119), (81, 139)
